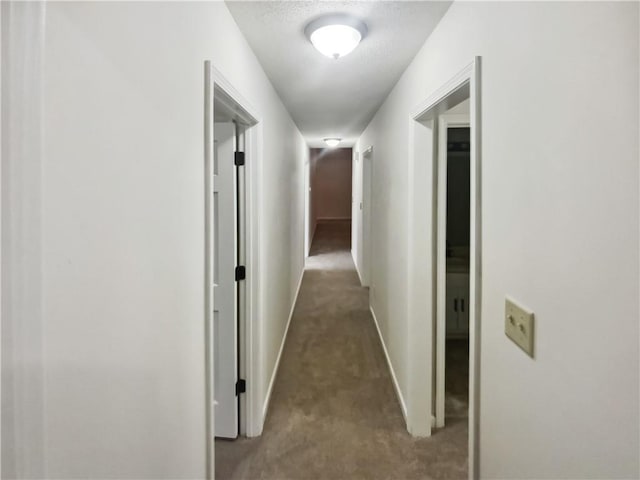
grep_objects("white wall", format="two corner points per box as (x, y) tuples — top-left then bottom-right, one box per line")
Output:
(1, 3), (47, 478)
(2, 2), (306, 478)
(356, 2), (639, 478)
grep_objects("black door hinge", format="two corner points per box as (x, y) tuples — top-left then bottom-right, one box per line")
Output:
(235, 379), (246, 396)
(235, 265), (246, 281)
(234, 152), (245, 166)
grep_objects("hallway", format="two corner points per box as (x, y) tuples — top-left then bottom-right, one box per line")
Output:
(3, 3), (638, 478)
(216, 221), (467, 479)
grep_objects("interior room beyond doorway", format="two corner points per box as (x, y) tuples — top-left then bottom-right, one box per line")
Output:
(444, 125), (471, 428)
(307, 147), (353, 255)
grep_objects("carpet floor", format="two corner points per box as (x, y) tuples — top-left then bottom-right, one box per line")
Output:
(215, 221), (468, 479)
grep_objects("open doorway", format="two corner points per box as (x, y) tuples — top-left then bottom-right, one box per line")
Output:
(306, 147), (353, 265)
(205, 61), (262, 479)
(436, 111), (471, 430)
(407, 58), (481, 478)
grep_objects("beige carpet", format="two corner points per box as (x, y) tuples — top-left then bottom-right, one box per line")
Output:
(215, 221), (468, 480)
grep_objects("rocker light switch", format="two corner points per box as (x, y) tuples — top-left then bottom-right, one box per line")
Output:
(505, 298), (535, 358)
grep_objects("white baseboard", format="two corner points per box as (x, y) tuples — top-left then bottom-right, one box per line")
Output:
(262, 269), (305, 422)
(370, 306), (408, 424)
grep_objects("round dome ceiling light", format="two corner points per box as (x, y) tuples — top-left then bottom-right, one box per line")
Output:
(305, 14), (368, 59)
(324, 138), (342, 147)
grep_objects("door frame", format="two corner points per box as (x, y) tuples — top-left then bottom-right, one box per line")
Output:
(406, 57), (481, 480)
(435, 114), (470, 429)
(351, 145), (373, 286)
(205, 61), (263, 479)
(304, 159), (311, 256)
(361, 145), (373, 286)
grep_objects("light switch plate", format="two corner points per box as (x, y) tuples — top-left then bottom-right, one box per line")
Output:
(505, 298), (535, 358)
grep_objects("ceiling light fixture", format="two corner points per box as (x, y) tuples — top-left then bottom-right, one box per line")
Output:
(305, 14), (368, 59)
(324, 138), (341, 147)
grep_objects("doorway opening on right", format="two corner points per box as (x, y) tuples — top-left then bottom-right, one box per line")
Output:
(434, 98), (471, 435)
(407, 57), (481, 479)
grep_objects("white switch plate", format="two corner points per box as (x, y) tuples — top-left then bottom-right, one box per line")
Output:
(505, 297), (535, 358)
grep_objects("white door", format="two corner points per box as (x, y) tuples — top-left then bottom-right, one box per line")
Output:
(445, 276), (459, 337)
(458, 278), (470, 336)
(213, 122), (238, 438)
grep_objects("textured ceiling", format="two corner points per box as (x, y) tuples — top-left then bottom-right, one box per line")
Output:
(226, 1), (452, 147)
